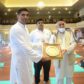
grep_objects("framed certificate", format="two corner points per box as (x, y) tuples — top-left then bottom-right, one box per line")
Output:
(43, 43), (63, 60)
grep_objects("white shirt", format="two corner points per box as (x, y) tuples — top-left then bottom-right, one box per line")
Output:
(30, 28), (51, 56)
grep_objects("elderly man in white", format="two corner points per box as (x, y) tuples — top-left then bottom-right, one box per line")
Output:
(9, 8), (45, 84)
(50, 21), (76, 84)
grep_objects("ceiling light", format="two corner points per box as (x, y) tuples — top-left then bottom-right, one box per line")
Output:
(52, 8), (56, 11)
(68, 11), (71, 14)
(58, 11), (61, 14)
(48, 11), (50, 14)
(48, 15), (51, 19)
(7, 8), (11, 12)
(37, 11), (40, 14)
(37, 1), (45, 8)
(16, 12), (17, 15)
(4, 12), (7, 15)
(65, 8), (68, 11)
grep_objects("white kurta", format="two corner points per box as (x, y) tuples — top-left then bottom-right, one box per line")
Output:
(9, 22), (42, 84)
(50, 30), (76, 80)
(30, 28), (52, 55)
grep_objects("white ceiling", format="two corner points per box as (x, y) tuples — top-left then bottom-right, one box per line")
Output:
(0, 0), (79, 7)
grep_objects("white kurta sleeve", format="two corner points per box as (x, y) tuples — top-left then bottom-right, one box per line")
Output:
(10, 28), (42, 63)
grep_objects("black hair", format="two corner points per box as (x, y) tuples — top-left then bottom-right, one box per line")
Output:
(36, 18), (44, 23)
(17, 8), (29, 14)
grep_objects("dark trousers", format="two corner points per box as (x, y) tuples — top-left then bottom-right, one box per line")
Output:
(34, 60), (51, 84)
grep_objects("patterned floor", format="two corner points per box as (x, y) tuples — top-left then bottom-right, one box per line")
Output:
(0, 78), (73, 84)
(0, 63), (84, 84)
(0, 46), (84, 84)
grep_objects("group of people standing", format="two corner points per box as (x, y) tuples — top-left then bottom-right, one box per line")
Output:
(9, 8), (77, 84)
